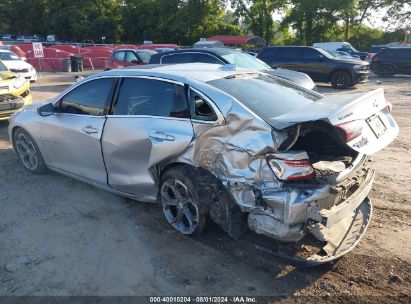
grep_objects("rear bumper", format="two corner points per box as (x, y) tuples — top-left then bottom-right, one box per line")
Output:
(247, 169), (374, 264)
(247, 162), (374, 239)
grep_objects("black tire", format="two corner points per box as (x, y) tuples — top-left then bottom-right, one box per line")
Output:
(159, 165), (208, 236)
(378, 64), (395, 77)
(13, 128), (47, 174)
(330, 70), (351, 89)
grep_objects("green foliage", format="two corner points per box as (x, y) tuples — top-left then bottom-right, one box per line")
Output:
(1, 0), (241, 45)
(0, 0), (407, 47)
(231, 0), (287, 45)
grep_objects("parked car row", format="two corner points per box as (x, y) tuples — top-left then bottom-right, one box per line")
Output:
(257, 46), (369, 89)
(1, 34), (58, 42)
(370, 47), (411, 77)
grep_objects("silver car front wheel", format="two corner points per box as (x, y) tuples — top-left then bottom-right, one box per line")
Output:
(14, 128), (47, 174)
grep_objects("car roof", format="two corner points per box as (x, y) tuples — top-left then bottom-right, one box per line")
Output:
(157, 47), (240, 56)
(263, 46), (312, 48)
(97, 63), (260, 83)
(114, 49), (155, 52)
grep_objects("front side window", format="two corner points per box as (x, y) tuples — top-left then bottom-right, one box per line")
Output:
(113, 78), (190, 118)
(114, 51), (126, 61)
(59, 78), (116, 115)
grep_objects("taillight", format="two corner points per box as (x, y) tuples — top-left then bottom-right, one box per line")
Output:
(336, 120), (364, 142)
(366, 53), (372, 59)
(387, 101), (393, 113)
(267, 158), (314, 181)
(372, 56), (379, 62)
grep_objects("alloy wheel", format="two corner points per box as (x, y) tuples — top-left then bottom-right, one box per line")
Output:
(334, 72), (347, 88)
(380, 65), (394, 77)
(160, 179), (200, 234)
(15, 132), (38, 170)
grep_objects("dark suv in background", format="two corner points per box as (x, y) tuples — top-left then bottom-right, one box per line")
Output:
(257, 46), (369, 89)
(149, 48), (316, 90)
(370, 47), (411, 77)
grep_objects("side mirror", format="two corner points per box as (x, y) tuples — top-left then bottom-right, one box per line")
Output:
(131, 59), (140, 64)
(317, 54), (324, 61)
(271, 64), (279, 69)
(37, 102), (55, 116)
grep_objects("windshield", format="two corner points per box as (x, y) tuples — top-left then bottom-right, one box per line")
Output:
(137, 50), (156, 64)
(345, 43), (358, 52)
(0, 52), (20, 61)
(0, 60), (7, 71)
(207, 74), (323, 121)
(221, 52), (270, 70)
(315, 48), (336, 58)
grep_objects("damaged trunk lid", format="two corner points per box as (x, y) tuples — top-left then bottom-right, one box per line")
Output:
(269, 88), (399, 155)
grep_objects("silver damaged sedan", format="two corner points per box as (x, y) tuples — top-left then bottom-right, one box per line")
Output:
(9, 63), (399, 264)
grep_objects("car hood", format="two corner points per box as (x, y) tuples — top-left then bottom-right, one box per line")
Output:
(3, 60), (32, 70)
(334, 58), (368, 65)
(265, 68), (316, 90)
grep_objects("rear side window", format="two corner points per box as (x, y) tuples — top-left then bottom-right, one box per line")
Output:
(397, 49), (411, 59)
(278, 48), (300, 60)
(161, 53), (194, 64)
(369, 46), (385, 53)
(189, 89), (217, 121)
(379, 48), (393, 57)
(60, 78), (116, 116)
(259, 48), (279, 59)
(113, 78), (190, 118)
(302, 48), (320, 60)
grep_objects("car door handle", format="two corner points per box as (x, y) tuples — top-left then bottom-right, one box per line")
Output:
(149, 131), (175, 141)
(81, 126), (99, 135)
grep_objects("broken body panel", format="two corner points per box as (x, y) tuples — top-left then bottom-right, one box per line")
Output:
(8, 64), (399, 264)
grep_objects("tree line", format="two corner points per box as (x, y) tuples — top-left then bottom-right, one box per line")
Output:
(0, 0), (409, 50)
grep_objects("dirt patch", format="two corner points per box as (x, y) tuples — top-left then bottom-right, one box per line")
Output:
(0, 72), (409, 301)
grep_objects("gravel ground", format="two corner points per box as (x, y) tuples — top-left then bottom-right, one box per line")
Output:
(0, 71), (410, 302)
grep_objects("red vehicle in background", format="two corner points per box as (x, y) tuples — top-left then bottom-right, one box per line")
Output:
(105, 49), (156, 70)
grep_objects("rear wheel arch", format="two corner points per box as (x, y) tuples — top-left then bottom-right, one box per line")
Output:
(159, 163), (248, 239)
(11, 126), (26, 150)
(378, 64), (395, 77)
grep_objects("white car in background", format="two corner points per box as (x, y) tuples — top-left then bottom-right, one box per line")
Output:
(0, 50), (37, 82)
